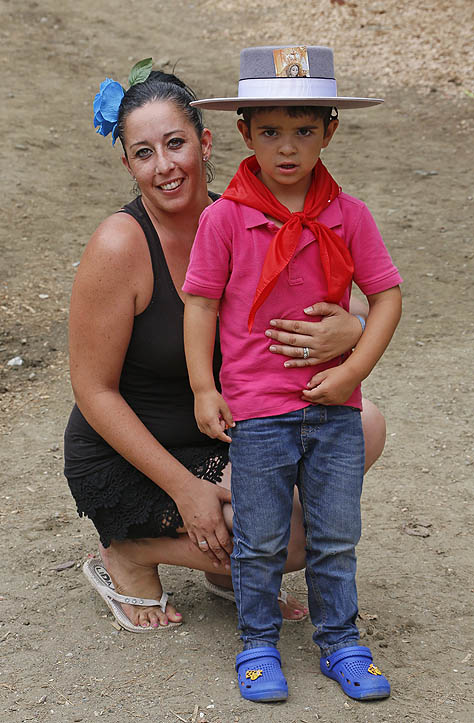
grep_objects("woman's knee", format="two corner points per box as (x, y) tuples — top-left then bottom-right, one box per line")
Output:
(361, 397), (386, 472)
(222, 502), (233, 530)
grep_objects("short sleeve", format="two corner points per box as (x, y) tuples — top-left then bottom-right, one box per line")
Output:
(182, 203), (232, 299)
(349, 203), (403, 295)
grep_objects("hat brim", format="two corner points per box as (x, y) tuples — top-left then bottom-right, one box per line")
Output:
(191, 97), (383, 111)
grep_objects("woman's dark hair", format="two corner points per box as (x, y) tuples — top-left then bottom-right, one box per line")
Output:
(238, 105), (338, 134)
(117, 70), (214, 182)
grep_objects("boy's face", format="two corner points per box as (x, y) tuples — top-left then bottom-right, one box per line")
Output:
(237, 108), (338, 201)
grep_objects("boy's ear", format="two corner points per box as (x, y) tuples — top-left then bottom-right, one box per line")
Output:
(237, 118), (254, 150)
(322, 118), (339, 149)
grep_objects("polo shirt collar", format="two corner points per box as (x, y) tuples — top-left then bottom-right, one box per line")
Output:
(243, 196), (343, 230)
(243, 206), (270, 229)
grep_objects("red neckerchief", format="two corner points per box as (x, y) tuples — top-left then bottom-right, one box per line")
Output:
(222, 155), (354, 332)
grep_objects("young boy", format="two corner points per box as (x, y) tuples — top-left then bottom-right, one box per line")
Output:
(183, 45), (402, 703)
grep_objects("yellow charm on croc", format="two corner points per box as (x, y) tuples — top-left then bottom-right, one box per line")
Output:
(320, 646), (390, 700)
(236, 647), (288, 702)
(368, 663), (382, 676)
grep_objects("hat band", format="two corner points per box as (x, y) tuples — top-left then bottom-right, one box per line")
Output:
(238, 77), (338, 99)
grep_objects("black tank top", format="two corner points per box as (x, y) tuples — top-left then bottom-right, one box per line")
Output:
(64, 195), (222, 478)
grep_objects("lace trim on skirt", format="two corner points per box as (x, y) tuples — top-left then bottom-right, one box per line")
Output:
(66, 442), (229, 548)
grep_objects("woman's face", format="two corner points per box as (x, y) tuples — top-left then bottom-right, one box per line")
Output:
(122, 99), (212, 217)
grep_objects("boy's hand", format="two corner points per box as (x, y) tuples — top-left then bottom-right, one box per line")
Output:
(301, 364), (359, 406)
(195, 389), (234, 443)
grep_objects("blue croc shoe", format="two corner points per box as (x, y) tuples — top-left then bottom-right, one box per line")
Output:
(236, 647), (288, 702)
(320, 646), (390, 700)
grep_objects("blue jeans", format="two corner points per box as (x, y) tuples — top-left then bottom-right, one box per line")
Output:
(229, 404), (365, 656)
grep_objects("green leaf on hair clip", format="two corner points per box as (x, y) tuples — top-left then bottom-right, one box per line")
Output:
(128, 58), (153, 87)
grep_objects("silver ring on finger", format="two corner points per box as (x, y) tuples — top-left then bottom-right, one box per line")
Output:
(198, 540), (209, 548)
(302, 346), (310, 360)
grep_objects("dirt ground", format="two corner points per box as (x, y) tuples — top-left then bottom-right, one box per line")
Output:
(1, 1), (473, 722)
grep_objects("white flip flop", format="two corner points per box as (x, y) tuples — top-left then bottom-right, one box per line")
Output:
(83, 558), (182, 633)
(203, 577), (308, 622)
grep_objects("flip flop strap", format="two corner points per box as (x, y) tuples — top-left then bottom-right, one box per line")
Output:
(105, 586), (168, 612)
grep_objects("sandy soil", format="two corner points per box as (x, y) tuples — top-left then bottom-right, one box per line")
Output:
(1, 1), (473, 721)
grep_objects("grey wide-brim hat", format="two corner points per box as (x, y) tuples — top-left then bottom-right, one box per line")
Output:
(191, 45), (383, 111)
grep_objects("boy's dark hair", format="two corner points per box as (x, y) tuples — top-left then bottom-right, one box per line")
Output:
(117, 70), (214, 182)
(237, 105), (338, 134)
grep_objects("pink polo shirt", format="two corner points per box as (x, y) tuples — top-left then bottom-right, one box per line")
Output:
(183, 193), (402, 421)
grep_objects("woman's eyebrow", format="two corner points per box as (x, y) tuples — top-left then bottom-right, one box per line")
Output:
(129, 129), (186, 149)
(163, 128), (186, 137)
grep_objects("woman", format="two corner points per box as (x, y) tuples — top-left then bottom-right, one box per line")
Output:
(65, 67), (385, 632)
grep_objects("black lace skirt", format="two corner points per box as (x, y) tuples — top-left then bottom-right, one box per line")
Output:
(66, 442), (229, 548)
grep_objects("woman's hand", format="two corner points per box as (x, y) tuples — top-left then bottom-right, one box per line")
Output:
(265, 302), (364, 366)
(176, 479), (233, 567)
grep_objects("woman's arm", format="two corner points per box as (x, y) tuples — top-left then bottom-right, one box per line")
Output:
(265, 300), (366, 367)
(183, 294), (234, 443)
(69, 216), (232, 565)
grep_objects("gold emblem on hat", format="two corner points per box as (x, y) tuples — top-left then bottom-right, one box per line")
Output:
(273, 46), (309, 78)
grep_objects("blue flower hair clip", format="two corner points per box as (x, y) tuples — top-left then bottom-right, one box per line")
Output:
(93, 78), (124, 145)
(93, 58), (153, 145)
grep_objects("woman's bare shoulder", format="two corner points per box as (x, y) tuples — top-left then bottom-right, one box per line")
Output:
(88, 210), (146, 254)
(73, 210), (152, 305)
(78, 210), (150, 278)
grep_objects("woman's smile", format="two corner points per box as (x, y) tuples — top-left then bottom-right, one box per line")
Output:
(157, 177), (184, 191)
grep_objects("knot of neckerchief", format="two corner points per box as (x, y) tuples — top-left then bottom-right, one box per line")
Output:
(222, 155), (354, 332)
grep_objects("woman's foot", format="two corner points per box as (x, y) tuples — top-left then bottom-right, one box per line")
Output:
(205, 572), (308, 621)
(99, 542), (183, 629)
